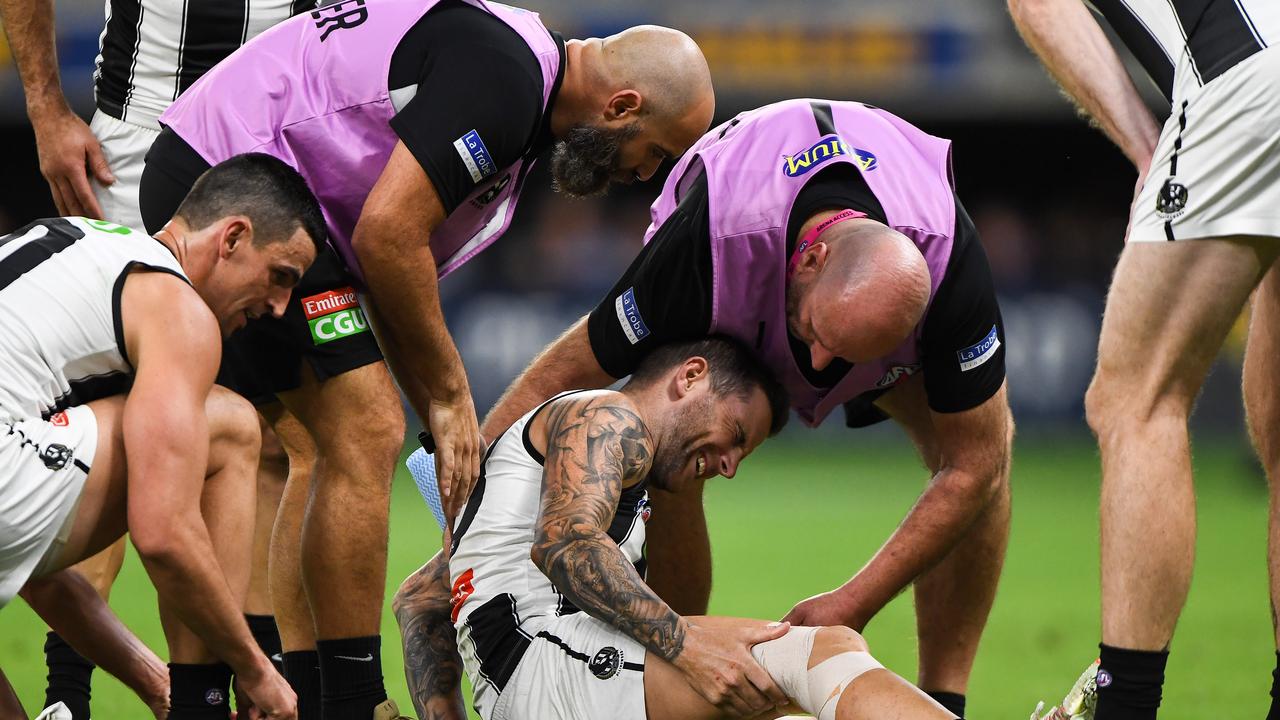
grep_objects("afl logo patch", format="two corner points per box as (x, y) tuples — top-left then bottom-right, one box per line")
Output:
(472, 173), (512, 207)
(589, 647), (623, 680)
(204, 688), (225, 706)
(1096, 668), (1113, 688)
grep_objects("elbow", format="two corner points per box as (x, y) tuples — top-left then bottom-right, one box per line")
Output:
(129, 522), (184, 567)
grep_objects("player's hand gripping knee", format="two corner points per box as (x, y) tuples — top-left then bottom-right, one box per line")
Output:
(429, 395), (484, 530)
(32, 108), (114, 219)
(672, 621), (791, 717)
(782, 589), (862, 630)
(235, 660), (297, 720)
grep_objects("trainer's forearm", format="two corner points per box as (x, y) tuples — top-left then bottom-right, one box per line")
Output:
(0, 0), (68, 118)
(21, 570), (167, 706)
(534, 532), (686, 662)
(480, 317), (615, 443)
(837, 467), (1002, 628)
(1008, 0), (1160, 169)
(394, 554), (466, 720)
(0, 667), (28, 720)
(356, 218), (469, 407)
(365, 299), (436, 426)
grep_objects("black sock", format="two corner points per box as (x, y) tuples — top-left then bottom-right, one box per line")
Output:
(44, 631), (94, 720)
(926, 690), (965, 719)
(1267, 651), (1280, 720)
(283, 651), (323, 720)
(235, 615), (284, 712)
(168, 663), (232, 720)
(245, 615), (284, 671)
(1094, 643), (1169, 720)
(317, 636), (386, 720)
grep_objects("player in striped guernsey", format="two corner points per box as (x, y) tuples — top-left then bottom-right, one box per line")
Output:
(0, 153), (325, 720)
(393, 338), (962, 720)
(1009, 1), (1280, 718)
(0, 0), (317, 713)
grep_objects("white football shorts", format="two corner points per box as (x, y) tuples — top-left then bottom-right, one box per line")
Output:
(1130, 46), (1280, 243)
(89, 110), (161, 231)
(0, 405), (98, 607)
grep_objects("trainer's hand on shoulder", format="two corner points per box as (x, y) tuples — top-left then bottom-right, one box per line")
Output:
(429, 394), (485, 528)
(672, 621), (791, 717)
(782, 589), (864, 631)
(31, 106), (114, 219)
(235, 659), (296, 720)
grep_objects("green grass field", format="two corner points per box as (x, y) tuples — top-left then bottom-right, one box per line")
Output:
(1, 435), (1272, 719)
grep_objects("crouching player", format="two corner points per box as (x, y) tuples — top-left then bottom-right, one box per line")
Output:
(0, 154), (325, 719)
(394, 337), (956, 720)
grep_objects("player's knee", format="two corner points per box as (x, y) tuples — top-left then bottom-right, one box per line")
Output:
(314, 402), (405, 482)
(810, 625), (869, 665)
(752, 626), (883, 720)
(206, 386), (262, 455)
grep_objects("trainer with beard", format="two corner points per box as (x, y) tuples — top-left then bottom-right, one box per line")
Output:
(137, 2), (714, 718)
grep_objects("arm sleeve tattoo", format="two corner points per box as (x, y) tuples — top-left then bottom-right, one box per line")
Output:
(530, 394), (687, 662)
(394, 553), (467, 720)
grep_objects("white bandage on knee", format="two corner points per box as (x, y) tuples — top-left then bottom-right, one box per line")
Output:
(750, 626), (884, 720)
(809, 651), (883, 720)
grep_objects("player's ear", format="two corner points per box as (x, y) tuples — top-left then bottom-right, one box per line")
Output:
(792, 241), (830, 280)
(605, 90), (642, 121)
(220, 216), (253, 257)
(674, 356), (710, 398)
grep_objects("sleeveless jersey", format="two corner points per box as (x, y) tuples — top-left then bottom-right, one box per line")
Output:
(448, 391), (650, 712)
(1089, 0), (1279, 103)
(0, 217), (188, 422)
(160, 0), (562, 283)
(645, 99), (957, 426)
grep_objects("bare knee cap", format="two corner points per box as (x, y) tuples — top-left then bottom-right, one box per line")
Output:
(207, 386), (262, 452)
(750, 626), (883, 720)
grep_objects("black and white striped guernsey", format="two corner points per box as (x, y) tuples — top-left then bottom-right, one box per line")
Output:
(448, 390), (652, 701)
(0, 217), (188, 422)
(93, 0), (318, 128)
(1088, 0), (1277, 103)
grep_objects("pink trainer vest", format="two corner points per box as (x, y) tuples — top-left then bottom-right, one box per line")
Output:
(646, 99), (957, 426)
(161, 0), (561, 282)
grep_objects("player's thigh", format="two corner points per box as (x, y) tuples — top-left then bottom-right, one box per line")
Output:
(1093, 236), (1277, 403)
(644, 617), (802, 720)
(279, 360), (404, 464)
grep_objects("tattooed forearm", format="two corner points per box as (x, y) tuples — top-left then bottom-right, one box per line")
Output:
(531, 394), (687, 661)
(394, 554), (467, 720)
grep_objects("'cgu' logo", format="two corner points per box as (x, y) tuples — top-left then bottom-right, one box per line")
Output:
(782, 135), (878, 177)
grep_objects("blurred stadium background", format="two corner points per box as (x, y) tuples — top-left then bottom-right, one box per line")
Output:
(0, 0), (1270, 717)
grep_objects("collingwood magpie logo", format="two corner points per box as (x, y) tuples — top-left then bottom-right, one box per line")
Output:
(1155, 178), (1188, 218)
(589, 647), (623, 679)
(471, 173), (512, 207)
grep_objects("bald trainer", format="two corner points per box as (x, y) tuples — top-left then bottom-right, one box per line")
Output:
(139, 3), (714, 718)
(468, 98), (1011, 720)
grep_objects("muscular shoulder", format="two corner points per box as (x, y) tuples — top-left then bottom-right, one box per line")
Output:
(120, 270), (220, 377)
(540, 391), (653, 488)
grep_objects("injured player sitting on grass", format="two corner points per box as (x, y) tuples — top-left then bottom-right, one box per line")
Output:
(392, 336), (958, 720)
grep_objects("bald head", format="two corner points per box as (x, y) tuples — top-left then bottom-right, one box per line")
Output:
(600, 25), (714, 124)
(788, 219), (931, 366)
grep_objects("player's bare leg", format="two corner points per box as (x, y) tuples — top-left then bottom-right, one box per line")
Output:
(1242, 259), (1280, 717)
(41, 539), (127, 720)
(646, 477), (713, 615)
(262, 403), (322, 719)
(280, 362), (405, 719)
(644, 617), (955, 720)
(47, 387), (261, 718)
(1086, 237), (1277, 718)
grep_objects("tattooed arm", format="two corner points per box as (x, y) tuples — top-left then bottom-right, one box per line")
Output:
(393, 552), (466, 720)
(530, 392), (788, 716)
(530, 392), (686, 657)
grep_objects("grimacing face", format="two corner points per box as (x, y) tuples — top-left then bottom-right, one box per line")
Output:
(646, 381), (773, 492)
(203, 225), (313, 337)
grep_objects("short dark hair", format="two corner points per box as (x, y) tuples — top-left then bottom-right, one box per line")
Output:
(626, 335), (790, 436)
(175, 153), (327, 253)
